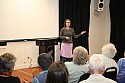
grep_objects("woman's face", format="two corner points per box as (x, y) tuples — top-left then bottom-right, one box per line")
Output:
(65, 20), (71, 27)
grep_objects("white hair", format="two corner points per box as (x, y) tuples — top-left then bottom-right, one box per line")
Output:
(89, 54), (105, 71)
(102, 43), (117, 58)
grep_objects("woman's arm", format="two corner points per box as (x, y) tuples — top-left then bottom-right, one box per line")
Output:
(72, 28), (86, 38)
(60, 28), (66, 39)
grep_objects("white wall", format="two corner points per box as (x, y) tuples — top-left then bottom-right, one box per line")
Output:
(89, 0), (110, 56)
(0, 41), (60, 70)
(0, 0), (111, 69)
(0, 41), (39, 69)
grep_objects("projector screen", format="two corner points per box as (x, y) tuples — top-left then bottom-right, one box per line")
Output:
(0, 0), (59, 40)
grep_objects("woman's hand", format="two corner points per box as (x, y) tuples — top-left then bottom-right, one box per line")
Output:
(81, 31), (86, 35)
(66, 36), (70, 40)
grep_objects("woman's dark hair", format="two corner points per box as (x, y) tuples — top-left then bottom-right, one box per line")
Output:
(46, 61), (69, 83)
(38, 53), (53, 71)
(64, 19), (71, 27)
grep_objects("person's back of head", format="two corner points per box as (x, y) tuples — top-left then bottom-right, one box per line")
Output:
(46, 61), (69, 83)
(38, 53), (53, 71)
(0, 53), (16, 73)
(0, 53), (21, 83)
(102, 43), (117, 58)
(73, 46), (89, 65)
(89, 54), (105, 74)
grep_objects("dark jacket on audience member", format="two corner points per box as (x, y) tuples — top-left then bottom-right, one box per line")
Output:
(0, 76), (20, 83)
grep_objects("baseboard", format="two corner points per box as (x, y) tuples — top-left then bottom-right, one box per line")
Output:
(14, 63), (38, 70)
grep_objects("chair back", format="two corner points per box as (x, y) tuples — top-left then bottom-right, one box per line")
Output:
(103, 67), (117, 81)
(78, 73), (90, 83)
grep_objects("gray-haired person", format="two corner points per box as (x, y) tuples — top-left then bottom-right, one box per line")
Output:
(102, 43), (119, 74)
(32, 53), (53, 83)
(65, 46), (89, 83)
(0, 53), (21, 83)
(79, 54), (116, 83)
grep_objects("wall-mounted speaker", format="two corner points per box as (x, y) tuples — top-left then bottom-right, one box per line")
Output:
(94, 0), (104, 12)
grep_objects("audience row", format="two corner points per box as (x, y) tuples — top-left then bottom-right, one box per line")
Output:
(0, 43), (125, 83)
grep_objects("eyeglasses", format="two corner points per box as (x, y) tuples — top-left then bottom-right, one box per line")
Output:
(66, 22), (71, 23)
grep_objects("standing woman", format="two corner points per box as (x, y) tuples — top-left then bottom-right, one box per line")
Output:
(60, 19), (86, 62)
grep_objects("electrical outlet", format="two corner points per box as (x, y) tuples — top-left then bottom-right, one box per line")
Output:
(27, 56), (32, 60)
(28, 57), (30, 59)
(26, 55), (30, 59)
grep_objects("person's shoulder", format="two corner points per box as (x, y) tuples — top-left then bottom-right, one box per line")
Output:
(70, 27), (74, 30)
(111, 58), (117, 64)
(65, 61), (72, 64)
(108, 79), (117, 83)
(61, 27), (65, 30)
(79, 80), (88, 83)
(36, 71), (48, 77)
(65, 62), (73, 65)
(9, 76), (20, 79)
(83, 64), (89, 69)
(119, 58), (125, 61)
(60, 27), (66, 31)
(118, 58), (125, 63)
(104, 77), (117, 83)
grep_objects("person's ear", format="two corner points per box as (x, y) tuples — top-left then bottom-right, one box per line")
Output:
(88, 66), (90, 71)
(102, 66), (105, 74)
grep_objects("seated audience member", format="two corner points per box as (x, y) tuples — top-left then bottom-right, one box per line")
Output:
(79, 54), (116, 83)
(46, 61), (69, 83)
(117, 58), (125, 83)
(101, 43), (118, 74)
(65, 46), (89, 83)
(32, 53), (53, 83)
(0, 53), (21, 83)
